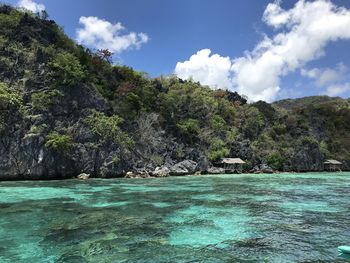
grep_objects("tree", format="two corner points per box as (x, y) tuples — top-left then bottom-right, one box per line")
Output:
(85, 110), (134, 149)
(31, 89), (64, 110)
(0, 81), (21, 107)
(266, 152), (285, 171)
(176, 118), (200, 143)
(49, 51), (85, 86)
(45, 132), (73, 154)
(208, 138), (230, 161)
(96, 49), (113, 64)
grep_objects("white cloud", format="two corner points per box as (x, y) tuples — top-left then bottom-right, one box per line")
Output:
(17, 0), (45, 13)
(76, 16), (149, 54)
(174, 0), (350, 102)
(301, 63), (347, 87)
(174, 49), (233, 89)
(325, 83), (350, 96)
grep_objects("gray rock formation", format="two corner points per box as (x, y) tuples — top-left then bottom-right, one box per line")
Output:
(152, 166), (170, 177)
(207, 167), (225, 174)
(169, 160), (198, 175)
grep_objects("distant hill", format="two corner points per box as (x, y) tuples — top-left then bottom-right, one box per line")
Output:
(0, 5), (349, 179)
(274, 96), (347, 110)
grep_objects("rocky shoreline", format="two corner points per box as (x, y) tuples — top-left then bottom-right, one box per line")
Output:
(64, 160), (345, 180)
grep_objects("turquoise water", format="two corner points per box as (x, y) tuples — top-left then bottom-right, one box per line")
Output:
(1, 173), (350, 262)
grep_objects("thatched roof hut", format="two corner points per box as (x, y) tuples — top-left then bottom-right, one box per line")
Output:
(218, 158), (246, 173)
(324, 159), (342, 171)
(219, 158), (246, 164)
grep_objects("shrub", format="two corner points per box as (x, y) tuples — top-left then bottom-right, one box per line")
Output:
(45, 131), (73, 154)
(266, 152), (285, 171)
(208, 138), (230, 161)
(301, 136), (319, 145)
(49, 51), (85, 86)
(85, 110), (134, 149)
(210, 115), (227, 130)
(0, 9), (23, 33)
(31, 89), (64, 110)
(176, 118), (200, 142)
(273, 123), (287, 135)
(0, 81), (21, 107)
(119, 92), (143, 119)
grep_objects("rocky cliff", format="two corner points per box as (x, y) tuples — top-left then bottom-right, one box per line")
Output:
(0, 5), (349, 180)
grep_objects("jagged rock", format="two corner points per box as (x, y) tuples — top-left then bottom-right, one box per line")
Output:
(207, 167), (225, 174)
(124, 171), (150, 179)
(152, 166), (170, 177)
(260, 164), (274, 174)
(170, 160), (198, 175)
(77, 173), (90, 180)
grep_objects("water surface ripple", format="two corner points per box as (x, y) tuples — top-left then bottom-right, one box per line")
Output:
(1, 173), (350, 262)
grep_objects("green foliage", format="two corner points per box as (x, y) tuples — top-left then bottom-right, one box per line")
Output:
(119, 92), (143, 119)
(217, 99), (236, 124)
(2, 4), (350, 172)
(85, 110), (134, 149)
(45, 132), (73, 154)
(0, 9), (23, 32)
(176, 118), (200, 142)
(49, 51), (85, 86)
(0, 114), (5, 133)
(208, 138), (230, 161)
(150, 154), (164, 166)
(319, 141), (330, 157)
(210, 115), (227, 130)
(239, 105), (264, 139)
(301, 136), (319, 145)
(0, 82), (21, 106)
(266, 152), (285, 171)
(31, 89), (64, 110)
(226, 128), (238, 142)
(273, 123), (287, 135)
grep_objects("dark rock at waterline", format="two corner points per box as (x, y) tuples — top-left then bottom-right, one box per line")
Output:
(152, 166), (170, 177)
(77, 173), (90, 180)
(169, 160), (198, 175)
(207, 167), (225, 174)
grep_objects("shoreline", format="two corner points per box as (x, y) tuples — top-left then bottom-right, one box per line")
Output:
(0, 170), (348, 182)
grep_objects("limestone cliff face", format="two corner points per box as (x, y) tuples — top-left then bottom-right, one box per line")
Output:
(0, 6), (349, 180)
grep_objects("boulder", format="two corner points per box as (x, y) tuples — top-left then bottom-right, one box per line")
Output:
(170, 160), (197, 175)
(125, 171), (137, 178)
(77, 173), (90, 180)
(260, 164), (274, 173)
(125, 171), (151, 178)
(207, 167), (225, 174)
(152, 166), (170, 177)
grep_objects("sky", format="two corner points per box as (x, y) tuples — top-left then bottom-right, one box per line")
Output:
(6, 0), (350, 102)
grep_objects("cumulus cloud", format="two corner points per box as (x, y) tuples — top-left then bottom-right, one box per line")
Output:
(17, 0), (45, 13)
(174, 49), (233, 89)
(174, 0), (350, 102)
(326, 83), (350, 96)
(76, 16), (149, 54)
(301, 63), (347, 87)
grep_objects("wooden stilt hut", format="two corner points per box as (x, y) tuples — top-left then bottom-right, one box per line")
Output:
(324, 159), (342, 172)
(219, 158), (246, 174)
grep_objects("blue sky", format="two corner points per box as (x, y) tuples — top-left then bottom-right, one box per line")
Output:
(7, 0), (350, 101)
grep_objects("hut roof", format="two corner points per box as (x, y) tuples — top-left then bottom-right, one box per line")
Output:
(220, 158), (246, 164)
(324, 159), (342, 165)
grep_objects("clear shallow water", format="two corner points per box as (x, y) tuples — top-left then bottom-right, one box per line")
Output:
(1, 173), (350, 262)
